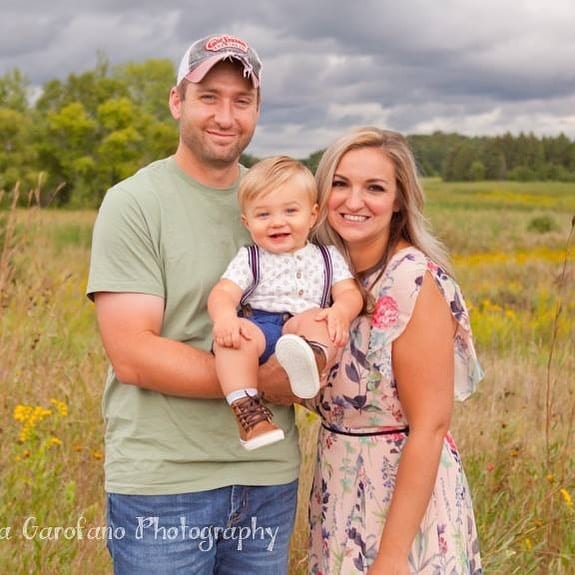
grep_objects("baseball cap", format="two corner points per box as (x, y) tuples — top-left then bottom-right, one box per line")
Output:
(176, 34), (262, 88)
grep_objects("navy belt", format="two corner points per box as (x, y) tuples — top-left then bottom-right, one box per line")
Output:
(321, 423), (409, 437)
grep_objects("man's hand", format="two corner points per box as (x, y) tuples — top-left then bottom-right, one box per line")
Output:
(258, 356), (300, 406)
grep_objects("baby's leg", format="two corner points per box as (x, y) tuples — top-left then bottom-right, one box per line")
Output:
(282, 308), (337, 369)
(213, 317), (266, 397)
(214, 316), (285, 450)
(275, 309), (336, 399)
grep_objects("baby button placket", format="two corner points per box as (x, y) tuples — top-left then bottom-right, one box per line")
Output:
(295, 253), (305, 297)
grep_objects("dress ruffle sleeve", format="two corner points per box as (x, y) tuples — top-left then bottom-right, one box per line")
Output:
(366, 248), (483, 401)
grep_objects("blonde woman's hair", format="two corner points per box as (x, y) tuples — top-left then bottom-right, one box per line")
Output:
(313, 127), (453, 282)
(238, 156), (317, 212)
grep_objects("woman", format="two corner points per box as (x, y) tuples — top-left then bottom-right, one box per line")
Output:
(308, 127), (483, 574)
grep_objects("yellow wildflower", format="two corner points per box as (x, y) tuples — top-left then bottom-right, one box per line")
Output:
(504, 309), (517, 320)
(523, 538), (533, 551)
(92, 450), (104, 460)
(14, 404), (53, 443)
(560, 488), (573, 509)
(48, 436), (63, 447)
(50, 399), (69, 417)
(13, 404), (34, 422)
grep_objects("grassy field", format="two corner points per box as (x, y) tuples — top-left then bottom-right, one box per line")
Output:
(0, 180), (574, 574)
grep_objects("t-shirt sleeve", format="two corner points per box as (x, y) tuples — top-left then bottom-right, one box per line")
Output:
(220, 246), (254, 292)
(86, 185), (164, 300)
(326, 245), (354, 284)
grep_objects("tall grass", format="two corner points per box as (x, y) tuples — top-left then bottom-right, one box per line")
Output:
(1, 180), (574, 574)
(1, 193), (109, 573)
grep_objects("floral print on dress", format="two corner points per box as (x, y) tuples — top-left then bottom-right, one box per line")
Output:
(371, 295), (400, 329)
(308, 247), (483, 574)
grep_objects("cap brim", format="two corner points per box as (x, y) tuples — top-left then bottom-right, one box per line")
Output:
(184, 54), (259, 88)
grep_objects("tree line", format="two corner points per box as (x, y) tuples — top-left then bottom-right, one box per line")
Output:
(2, 60), (575, 208)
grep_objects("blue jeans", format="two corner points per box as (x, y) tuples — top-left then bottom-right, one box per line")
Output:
(106, 480), (298, 574)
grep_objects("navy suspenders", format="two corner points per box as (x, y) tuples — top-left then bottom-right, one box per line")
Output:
(316, 243), (333, 308)
(239, 244), (261, 307)
(239, 244), (334, 308)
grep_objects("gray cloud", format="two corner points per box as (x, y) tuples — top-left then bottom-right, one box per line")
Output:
(1, 0), (574, 157)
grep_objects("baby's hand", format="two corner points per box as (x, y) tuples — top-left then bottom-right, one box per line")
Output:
(213, 317), (243, 349)
(213, 317), (257, 349)
(315, 307), (350, 347)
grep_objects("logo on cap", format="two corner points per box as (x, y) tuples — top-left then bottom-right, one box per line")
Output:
(205, 35), (249, 53)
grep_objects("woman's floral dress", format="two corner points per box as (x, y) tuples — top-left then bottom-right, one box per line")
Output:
(308, 247), (484, 574)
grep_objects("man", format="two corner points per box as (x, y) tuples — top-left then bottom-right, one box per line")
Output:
(87, 34), (299, 574)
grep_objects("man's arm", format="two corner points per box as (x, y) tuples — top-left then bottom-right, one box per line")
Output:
(94, 292), (222, 398)
(258, 356), (299, 405)
(94, 291), (295, 402)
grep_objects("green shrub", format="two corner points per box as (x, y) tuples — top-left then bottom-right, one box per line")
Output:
(527, 215), (559, 234)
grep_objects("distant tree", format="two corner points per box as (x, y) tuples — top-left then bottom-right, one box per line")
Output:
(35, 55), (127, 116)
(543, 133), (573, 167)
(409, 132), (467, 178)
(468, 160), (486, 181)
(481, 139), (507, 179)
(0, 107), (37, 191)
(507, 165), (537, 181)
(114, 59), (175, 123)
(36, 101), (99, 204)
(517, 132), (545, 173)
(240, 153), (260, 168)
(568, 145), (575, 173)
(143, 121), (178, 164)
(301, 150), (325, 174)
(98, 97), (137, 130)
(0, 69), (29, 112)
(32, 55), (183, 206)
(443, 141), (477, 181)
(498, 132), (521, 170)
(540, 163), (574, 182)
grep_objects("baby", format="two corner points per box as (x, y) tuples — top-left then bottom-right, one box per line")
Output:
(208, 156), (363, 450)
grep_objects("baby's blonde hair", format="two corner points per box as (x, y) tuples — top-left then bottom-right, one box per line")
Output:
(239, 156), (317, 212)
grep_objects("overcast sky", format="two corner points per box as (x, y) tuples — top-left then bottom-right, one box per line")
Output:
(2, 0), (575, 158)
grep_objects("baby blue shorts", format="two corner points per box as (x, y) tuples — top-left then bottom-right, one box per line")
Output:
(240, 308), (292, 364)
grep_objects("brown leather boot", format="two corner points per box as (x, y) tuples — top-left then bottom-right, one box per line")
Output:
(230, 393), (285, 450)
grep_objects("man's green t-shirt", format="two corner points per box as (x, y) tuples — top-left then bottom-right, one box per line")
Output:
(87, 157), (300, 495)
